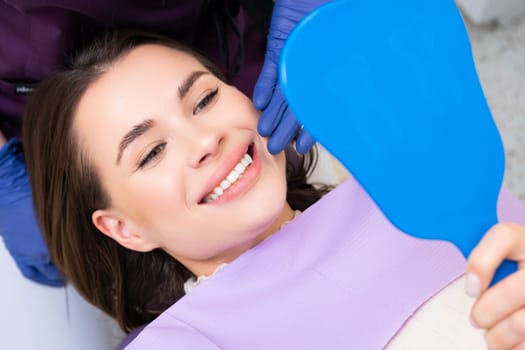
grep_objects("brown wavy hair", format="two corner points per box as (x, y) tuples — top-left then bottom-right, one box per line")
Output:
(23, 29), (330, 333)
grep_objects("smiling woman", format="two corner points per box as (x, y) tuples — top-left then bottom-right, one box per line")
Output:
(22, 30), (329, 333)
(20, 28), (525, 350)
(75, 41), (296, 270)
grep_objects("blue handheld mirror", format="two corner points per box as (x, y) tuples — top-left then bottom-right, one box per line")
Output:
(280, 0), (515, 283)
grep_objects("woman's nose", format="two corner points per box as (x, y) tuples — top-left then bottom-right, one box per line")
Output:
(188, 127), (224, 168)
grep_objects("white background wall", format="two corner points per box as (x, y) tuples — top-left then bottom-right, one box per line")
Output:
(456, 0), (525, 24)
(465, 10), (525, 200)
(0, 241), (124, 349)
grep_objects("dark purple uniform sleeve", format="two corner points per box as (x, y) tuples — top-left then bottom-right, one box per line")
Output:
(0, 0), (266, 139)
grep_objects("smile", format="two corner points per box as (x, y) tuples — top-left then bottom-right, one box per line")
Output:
(203, 147), (253, 203)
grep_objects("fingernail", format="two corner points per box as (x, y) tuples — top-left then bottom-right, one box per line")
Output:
(465, 273), (481, 298)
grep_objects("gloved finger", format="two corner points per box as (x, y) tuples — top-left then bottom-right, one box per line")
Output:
(257, 94), (284, 137)
(253, 59), (278, 110)
(267, 106), (301, 155)
(295, 129), (316, 154)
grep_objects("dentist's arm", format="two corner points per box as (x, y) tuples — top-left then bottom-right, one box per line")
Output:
(0, 136), (64, 286)
(467, 223), (525, 349)
(254, 0), (332, 154)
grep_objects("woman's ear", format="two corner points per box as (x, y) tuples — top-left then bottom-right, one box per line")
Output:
(92, 209), (159, 252)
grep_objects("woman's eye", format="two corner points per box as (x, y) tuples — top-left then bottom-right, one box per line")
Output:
(193, 87), (219, 115)
(138, 143), (166, 169)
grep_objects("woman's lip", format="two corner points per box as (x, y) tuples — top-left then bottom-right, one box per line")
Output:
(198, 143), (251, 204)
(200, 143), (260, 205)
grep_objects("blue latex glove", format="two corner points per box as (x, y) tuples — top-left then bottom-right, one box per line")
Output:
(254, 0), (331, 154)
(0, 138), (64, 287)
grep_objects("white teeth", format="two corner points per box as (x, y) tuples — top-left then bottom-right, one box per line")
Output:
(234, 163), (245, 173)
(240, 158), (250, 167)
(226, 170), (240, 183)
(204, 152), (253, 203)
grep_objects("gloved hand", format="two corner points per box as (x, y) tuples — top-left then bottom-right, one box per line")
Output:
(0, 138), (64, 287)
(254, 0), (331, 154)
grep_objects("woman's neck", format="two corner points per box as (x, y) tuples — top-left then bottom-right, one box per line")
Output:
(182, 203), (296, 277)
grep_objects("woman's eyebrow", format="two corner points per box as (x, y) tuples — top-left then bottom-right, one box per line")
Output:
(116, 119), (155, 164)
(115, 71), (208, 165)
(178, 70), (209, 100)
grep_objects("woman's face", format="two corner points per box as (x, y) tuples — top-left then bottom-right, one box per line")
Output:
(74, 44), (292, 275)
